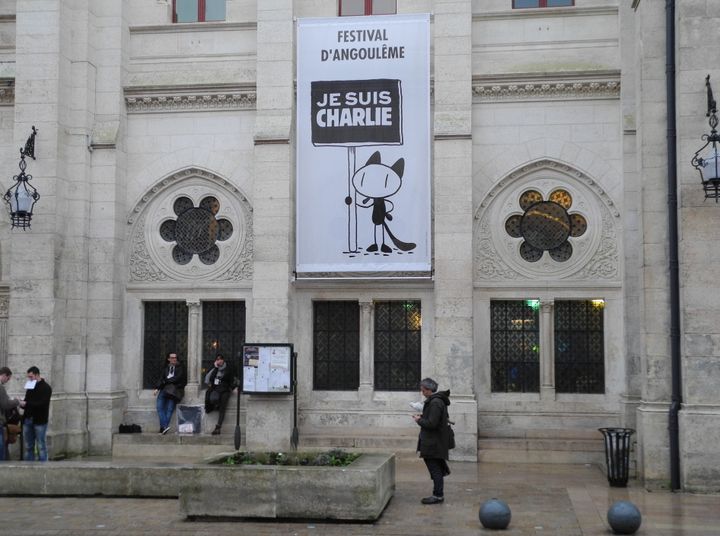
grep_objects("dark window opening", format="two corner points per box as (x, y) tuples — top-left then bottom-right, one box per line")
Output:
(313, 301), (360, 390)
(143, 301), (188, 389)
(202, 301), (246, 381)
(490, 300), (540, 393)
(554, 300), (605, 394)
(374, 301), (421, 391)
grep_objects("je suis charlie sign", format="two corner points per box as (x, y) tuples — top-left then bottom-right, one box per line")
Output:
(296, 14), (431, 275)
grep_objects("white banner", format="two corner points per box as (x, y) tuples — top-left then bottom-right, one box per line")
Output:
(296, 14), (431, 274)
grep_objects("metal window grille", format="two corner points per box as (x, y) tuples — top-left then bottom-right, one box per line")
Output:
(313, 301), (360, 390)
(143, 301), (188, 389)
(554, 300), (605, 393)
(202, 301), (246, 381)
(490, 300), (540, 393)
(374, 301), (421, 391)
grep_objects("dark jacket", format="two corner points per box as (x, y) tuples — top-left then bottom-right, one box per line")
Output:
(23, 378), (52, 425)
(155, 362), (187, 401)
(205, 365), (235, 393)
(0, 384), (20, 426)
(416, 390), (451, 460)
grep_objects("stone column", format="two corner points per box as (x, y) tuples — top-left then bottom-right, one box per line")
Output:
(540, 300), (555, 399)
(186, 299), (201, 388)
(432, 0), (476, 461)
(246, 0), (294, 452)
(633, 0), (672, 487)
(358, 300), (374, 398)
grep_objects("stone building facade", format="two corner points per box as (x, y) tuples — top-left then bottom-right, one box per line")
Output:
(0, 0), (718, 491)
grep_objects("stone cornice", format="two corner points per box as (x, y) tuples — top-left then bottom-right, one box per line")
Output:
(124, 84), (256, 113)
(473, 6), (617, 21)
(129, 21), (256, 34)
(473, 71), (620, 102)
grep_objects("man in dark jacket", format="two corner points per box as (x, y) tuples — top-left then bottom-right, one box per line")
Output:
(204, 354), (236, 435)
(23, 366), (52, 461)
(153, 352), (187, 434)
(412, 377), (451, 504)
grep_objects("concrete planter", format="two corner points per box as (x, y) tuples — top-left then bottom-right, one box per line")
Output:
(179, 452), (395, 521)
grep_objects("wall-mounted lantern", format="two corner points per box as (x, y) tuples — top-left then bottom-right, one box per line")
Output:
(691, 76), (720, 201)
(3, 126), (39, 229)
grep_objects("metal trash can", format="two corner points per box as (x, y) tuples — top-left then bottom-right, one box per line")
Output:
(598, 427), (635, 487)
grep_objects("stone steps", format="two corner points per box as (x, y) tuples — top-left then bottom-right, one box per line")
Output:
(478, 428), (609, 465)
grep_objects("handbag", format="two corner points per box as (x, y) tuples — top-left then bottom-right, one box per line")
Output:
(447, 423), (456, 450)
(162, 383), (181, 401)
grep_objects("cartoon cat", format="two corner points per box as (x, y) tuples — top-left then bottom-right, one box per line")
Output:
(351, 151), (416, 253)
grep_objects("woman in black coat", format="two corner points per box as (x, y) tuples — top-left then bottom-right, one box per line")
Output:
(413, 377), (451, 504)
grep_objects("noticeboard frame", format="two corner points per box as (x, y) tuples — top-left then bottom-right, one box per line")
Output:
(240, 343), (294, 395)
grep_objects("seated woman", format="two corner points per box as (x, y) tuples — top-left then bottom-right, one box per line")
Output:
(153, 352), (187, 434)
(204, 354), (236, 435)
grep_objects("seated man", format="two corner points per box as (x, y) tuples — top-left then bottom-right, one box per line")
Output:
(204, 354), (236, 435)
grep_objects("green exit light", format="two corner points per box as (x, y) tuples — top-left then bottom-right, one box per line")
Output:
(525, 299), (540, 311)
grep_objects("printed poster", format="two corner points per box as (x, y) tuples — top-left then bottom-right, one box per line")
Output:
(296, 14), (431, 274)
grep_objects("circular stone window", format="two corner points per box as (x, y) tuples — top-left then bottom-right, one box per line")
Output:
(505, 189), (587, 263)
(160, 196), (233, 265)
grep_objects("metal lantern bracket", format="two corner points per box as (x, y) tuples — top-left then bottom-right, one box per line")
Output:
(4, 137), (40, 230)
(691, 75), (720, 201)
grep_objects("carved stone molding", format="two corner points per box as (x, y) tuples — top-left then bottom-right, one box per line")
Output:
(124, 86), (256, 113)
(127, 168), (254, 283)
(0, 84), (14, 106)
(473, 73), (620, 102)
(478, 159), (620, 218)
(0, 289), (8, 318)
(474, 159), (620, 283)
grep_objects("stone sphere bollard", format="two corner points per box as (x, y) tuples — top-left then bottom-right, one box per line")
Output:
(478, 498), (511, 530)
(607, 500), (642, 534)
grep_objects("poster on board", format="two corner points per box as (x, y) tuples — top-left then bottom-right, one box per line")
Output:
(296, 14), (431, 275)
(241, 344), (293, 394)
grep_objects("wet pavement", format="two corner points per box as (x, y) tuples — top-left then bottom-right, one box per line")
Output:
(1, 457), (718, 535)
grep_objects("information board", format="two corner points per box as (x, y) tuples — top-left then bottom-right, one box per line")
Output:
(241, 343), (293, 394)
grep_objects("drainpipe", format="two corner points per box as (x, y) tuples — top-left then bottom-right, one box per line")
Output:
(665, 0), (682, 492)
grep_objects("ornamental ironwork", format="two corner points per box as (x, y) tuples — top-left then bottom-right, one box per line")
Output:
(374, 301), (421, 391)
(490, 300), (540, 393)
(313, 301), (360, 390)
(505, 189), (587, 262)
(160, 196), (233, 265)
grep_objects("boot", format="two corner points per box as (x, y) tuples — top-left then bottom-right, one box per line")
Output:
(212, 424), (221, 435)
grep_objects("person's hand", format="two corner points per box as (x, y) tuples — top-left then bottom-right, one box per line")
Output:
(18, 400), (26, 408)
(412, 414), (421, 422)
(153, 389), (159, 396)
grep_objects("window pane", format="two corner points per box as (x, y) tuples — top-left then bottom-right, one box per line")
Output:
(374, 301), (421, 391)
(202, 301), (246, 381)
(490, 300), (540, 393)
(205, 0), (226, 21)
(313, 301), (360, 390)
(554, 300), (604, 394)
(372, 0), (396, 15)
(176, 0), (199, 22)
(340, 0), (366, 16)
(547, 0), (573, 6)
(143, 302), (188, 389)
(513, 0), (540, 7)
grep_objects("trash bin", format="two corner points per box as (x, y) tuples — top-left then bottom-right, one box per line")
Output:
(598, 427), (635, 487)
